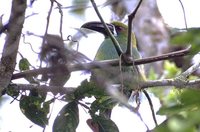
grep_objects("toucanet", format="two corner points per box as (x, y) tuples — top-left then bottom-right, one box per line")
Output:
(81, 21), (148, 119)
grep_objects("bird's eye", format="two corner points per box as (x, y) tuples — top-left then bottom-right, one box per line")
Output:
(115, 26), (124, 33)
(116, 26), (122, 31)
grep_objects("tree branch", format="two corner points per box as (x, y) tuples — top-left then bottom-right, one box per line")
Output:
(10, 54), (200, 113)
(11, 78), (200, 97)
(178, 52), (200, 78)
(141, 78), (200, 89)
(12, 46), (190, 80)
(0, 0), (27, 95)
(9, 83), (74, 98)
(138, 45), (190, 64)
(141, 54), (200, 89)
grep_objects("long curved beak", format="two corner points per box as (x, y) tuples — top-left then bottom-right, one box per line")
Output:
(81, 21), (115, 37)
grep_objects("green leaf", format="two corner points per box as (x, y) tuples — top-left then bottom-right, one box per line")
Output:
(53, 101), (79, 132)
(157, 89), (200, 131)
(92, 115), (119, 132)
(6, 84), (20, 98)
(153, 119), (171, 132)
(154, 116), (197, 132)
(158, 105), (187, 116)
(170, 28), (200, 55)
(148, 68), (159, 80)
(179, 89), (200, 106)
(19, 95), (49, 128)
(90, 96), (117, 115)
(164, 61), (181, 78)
(74, 79), (106, 100)
(158, 89), (200, 116)
(69, 0), (89, 15)
(29, 89), (47, 103)
(19, 58), (39, 84)
(43, 98), (55, 114)
(154, 109), (200, 132)
(19, 58), (30, 71)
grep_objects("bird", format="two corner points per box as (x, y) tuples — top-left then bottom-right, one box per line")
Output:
(81, 21), (146, 119)
(40, 34), (90, 95)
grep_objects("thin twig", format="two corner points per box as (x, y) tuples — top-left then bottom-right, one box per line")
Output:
(77, 101), (90, 110)
(178, 0), (188, 30)
(90, 0), (123, 56)
(106, 81), (149, 130)
(54, 0), (64, 39)
(22, 34), (38, 54)
(126, 0), (143, 56)
(136, 45), (190, 65)
(179, 53), (200, 78)
(143, 90), (158, 126)
(0, 23), (8, 34)
(40, 0), (54, 67)
(44, 0), (54, 39)
(173, 52), (200, 87)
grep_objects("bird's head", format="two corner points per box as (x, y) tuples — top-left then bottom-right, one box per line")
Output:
(81, 21), (136, 48)
(81, 21), (129, 37)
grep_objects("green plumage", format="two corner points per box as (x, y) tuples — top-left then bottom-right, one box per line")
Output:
(94, 22), (144, 90)
(95, 27), (139, 60)
(81, 21), (145, 119)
